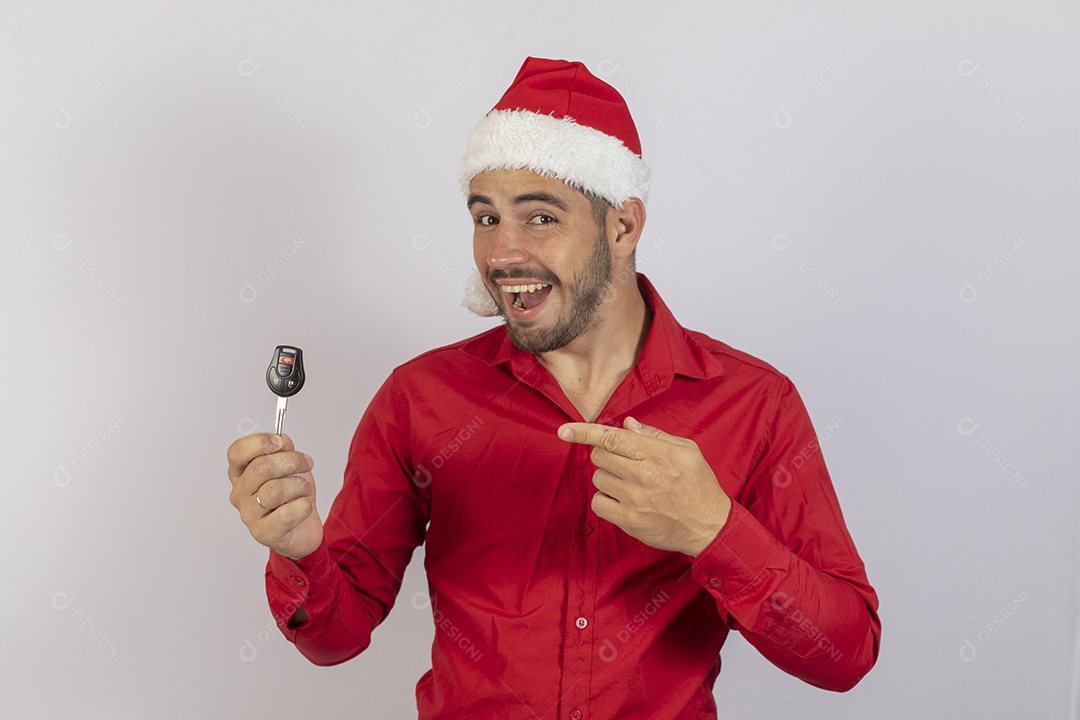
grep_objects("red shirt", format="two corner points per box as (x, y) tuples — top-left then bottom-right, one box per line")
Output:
(266, 273), (880, 719)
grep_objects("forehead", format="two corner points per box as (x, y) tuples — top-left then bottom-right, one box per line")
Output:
(468, 168), (585, 205)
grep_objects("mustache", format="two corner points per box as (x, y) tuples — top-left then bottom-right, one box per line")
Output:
(489, 269), (560, 286)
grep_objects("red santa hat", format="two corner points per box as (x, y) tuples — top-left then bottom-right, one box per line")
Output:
(460, 57), (651, 316)
(460, 56), (651, 207)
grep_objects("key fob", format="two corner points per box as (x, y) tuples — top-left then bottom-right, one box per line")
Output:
(267, 345), (305, 397)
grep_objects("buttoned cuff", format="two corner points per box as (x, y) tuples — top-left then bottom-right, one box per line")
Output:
(265, 542), (338, 641)
(690, 501), (790, 612)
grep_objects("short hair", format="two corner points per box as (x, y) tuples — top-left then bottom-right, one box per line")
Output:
(586, 191), (612, 230)
(583, 191), (636, 267)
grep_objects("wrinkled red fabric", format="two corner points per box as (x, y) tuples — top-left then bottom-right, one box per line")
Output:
(265, 273), (880, 719)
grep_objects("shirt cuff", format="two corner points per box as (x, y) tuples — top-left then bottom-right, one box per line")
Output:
(690, 501), (790, 611)
(265, 542), (338, 641)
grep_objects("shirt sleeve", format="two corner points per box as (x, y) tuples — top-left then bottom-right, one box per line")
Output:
(264, 370), (430, 666)
(689, 375), (881, 691)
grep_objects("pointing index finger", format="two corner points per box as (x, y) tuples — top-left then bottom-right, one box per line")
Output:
(558, 423), (647, 460)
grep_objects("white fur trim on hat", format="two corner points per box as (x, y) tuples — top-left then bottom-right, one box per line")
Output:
(459, 109), (651, 207)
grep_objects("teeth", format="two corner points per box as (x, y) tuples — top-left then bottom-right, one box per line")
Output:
(503, 283), (549, 294)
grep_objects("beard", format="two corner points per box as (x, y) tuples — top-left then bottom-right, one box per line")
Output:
(492, 229), (613, 354)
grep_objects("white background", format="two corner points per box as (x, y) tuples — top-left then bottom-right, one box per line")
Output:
(3, 1), (1078, 718)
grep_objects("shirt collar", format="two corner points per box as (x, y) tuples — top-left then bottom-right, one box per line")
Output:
(459, 273), (725, 389)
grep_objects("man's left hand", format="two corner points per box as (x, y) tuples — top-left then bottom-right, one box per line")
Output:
(558, 417), (732, 556)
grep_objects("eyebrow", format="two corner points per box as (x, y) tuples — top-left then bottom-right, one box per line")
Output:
(467, 192), (569, 213)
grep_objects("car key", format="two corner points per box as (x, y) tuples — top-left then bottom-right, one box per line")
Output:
(266, 345), (305, 435)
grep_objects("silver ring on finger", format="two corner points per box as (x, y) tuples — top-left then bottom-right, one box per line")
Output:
(255, 494), (265, 509)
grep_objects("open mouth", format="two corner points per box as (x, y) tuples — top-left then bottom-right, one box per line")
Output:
(502, 282), (554, 313)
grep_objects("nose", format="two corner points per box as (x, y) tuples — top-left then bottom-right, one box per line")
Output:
(485, 220), (530, 269)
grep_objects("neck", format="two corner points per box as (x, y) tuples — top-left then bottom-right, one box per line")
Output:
(535, 272), (652, 406)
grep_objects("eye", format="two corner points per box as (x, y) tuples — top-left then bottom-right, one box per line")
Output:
(529, 213), (556, 225)
(473, 214), (497, 227)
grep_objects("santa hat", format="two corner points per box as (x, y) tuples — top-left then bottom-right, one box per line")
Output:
(460, 57), (651, 317)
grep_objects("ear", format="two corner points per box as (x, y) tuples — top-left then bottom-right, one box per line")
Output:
(608, 198), (646, 262)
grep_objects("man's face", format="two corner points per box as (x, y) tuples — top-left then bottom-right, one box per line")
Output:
(468, 169), (613, 354)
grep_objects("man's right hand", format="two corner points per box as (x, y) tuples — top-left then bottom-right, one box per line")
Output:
(227, 433), (323, 561)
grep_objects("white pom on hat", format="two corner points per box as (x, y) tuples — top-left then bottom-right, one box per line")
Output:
(462, 270), (500, 317)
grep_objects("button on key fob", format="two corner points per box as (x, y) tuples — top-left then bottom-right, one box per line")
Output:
(267, 345), (305, 435)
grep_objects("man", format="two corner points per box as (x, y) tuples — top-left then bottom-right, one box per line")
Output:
(227, 57), (880, 718)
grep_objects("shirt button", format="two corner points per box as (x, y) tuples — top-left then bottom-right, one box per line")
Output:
(291, 575), (306, 587)
(570, 711), (582, 720)
(580, 522), (593, 536)
(709, 577), (722, 589)
(575, 617), (588, 629)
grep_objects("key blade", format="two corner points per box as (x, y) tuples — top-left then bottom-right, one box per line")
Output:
(275, 396), (288, 435)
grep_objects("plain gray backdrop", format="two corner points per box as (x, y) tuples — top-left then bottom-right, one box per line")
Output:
(3, 1), (1078, 718)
